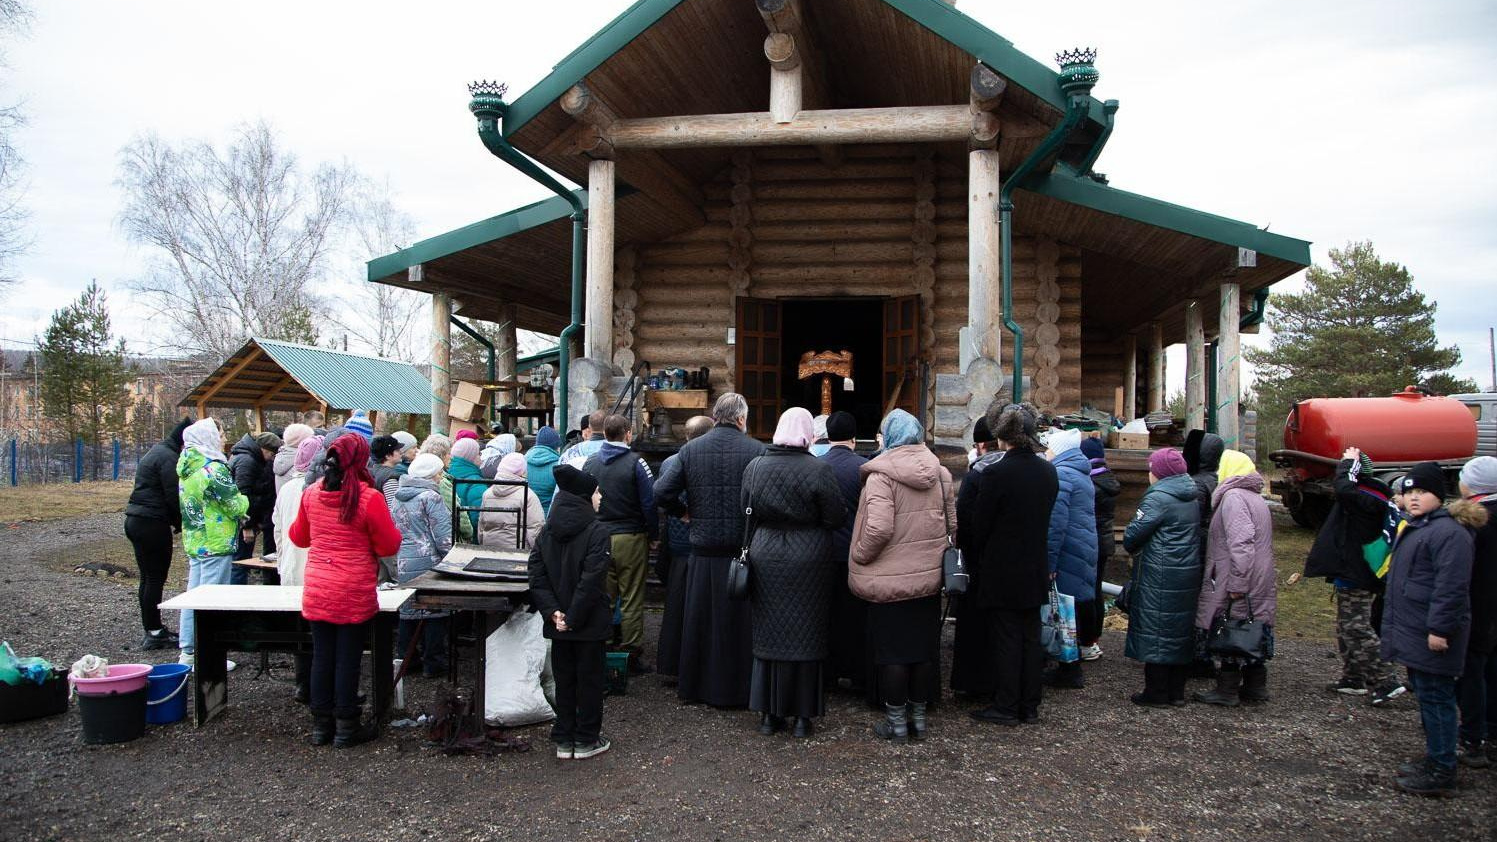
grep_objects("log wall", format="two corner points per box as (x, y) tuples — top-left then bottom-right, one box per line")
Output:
(621, 144), (1085, 424)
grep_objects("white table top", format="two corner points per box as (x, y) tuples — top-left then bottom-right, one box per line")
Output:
(160, 585), (412, 613)
(442, 545), (530, 565)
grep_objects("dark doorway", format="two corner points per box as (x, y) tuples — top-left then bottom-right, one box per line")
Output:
(779, 298), (884, 437)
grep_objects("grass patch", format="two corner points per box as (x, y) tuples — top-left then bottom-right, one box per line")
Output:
(1272, 519), (1336, 641)
(41, 535), (190, 593)
(0, 481), (133, 523)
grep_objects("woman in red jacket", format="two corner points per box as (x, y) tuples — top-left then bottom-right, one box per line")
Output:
(289, 434), (402, 747)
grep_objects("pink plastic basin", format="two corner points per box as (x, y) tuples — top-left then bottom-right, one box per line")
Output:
(70, 663), (151, 696)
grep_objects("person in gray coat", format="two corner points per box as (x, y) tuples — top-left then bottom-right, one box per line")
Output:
(1383, 463), (1486, 796)
(1123, 448), (1201, 707)
(391, 453), (454, 678)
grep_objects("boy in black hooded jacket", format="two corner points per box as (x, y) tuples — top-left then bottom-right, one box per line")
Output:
(528, 464), (614, 760)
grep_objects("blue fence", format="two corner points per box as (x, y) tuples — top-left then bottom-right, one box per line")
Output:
(1, 439), (150, 486)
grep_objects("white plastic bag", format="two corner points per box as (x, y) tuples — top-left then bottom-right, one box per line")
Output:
(1120, 418), (1148, 434)
(483, 610), (555, 727)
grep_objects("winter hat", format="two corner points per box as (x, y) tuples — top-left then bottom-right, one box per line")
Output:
(1148, 448), (1188, 479)
(253, 431), (283, 452)
(1079, 436), (1105, 461)
(452, 437), (481, 463)
(294, 436), (323, 473)
(345, 412), (374, 440)
(454, 429), (479, 442)
(497, 452), (527, 478)
(972, 416), (995, 445)
(371, 434), (403, 462)
(282, 423), (314, 450)
(1400, 461), (1447, 498)
(826, 411), (857, 443)
(391, 430), (418, 455)
(1047, 428), (1082, 454)
(1217, 449), (1257, 482)
(553, 463), (598, 497)
(408, 453), (444, 480)
(1460, 456), (1497, 495)
(535, 426), (561, 451)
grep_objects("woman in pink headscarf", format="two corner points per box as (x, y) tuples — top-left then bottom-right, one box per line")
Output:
(739, 406), (847, 738)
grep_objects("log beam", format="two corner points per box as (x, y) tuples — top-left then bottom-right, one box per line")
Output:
(1147, 322), (1165, 413)
(1216, 282), (1242, 449)
(967, 147), (1001, 363)
(969, 63), (1006, 151)
(430, 289), (451, 436)
(1122, 333), (1137, 420)
(585, 158), (616, 365)
(1185, 299), (1206, 430)
(611, 105), (973, 149)
(765, 33), (802, 124)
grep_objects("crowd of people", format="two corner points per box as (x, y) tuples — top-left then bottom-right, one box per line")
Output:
(119, 395), (1495, 788)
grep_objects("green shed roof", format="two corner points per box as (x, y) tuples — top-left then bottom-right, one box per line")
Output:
(180, 337), (433, 416)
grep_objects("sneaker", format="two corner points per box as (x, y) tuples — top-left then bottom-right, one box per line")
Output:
(225, 659), (238, 673)
(178, 651), (195, 667)
(1326, 679), (1367, 696)
(1457, 741), (1491, 769)
(555, 741), (575, 760)
(572, 736), (612, 759)
(1078, 643), (1103, 662)
(1369, 682), (1407, 708)
(140, 629), (178, 650)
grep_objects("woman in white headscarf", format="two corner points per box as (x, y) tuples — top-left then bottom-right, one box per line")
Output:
(175, 418), (250, 664)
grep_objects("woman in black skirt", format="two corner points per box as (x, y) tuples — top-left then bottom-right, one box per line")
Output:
(848, 409), (956, 743)
(742, 407), (846, 738)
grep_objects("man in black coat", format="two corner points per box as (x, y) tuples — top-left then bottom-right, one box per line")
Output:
(1304, 447), (1404, 703)
(528, 465), (614, 760)
(952, 416), (1003, 697)
(820, 411), (869, 688)
(124, 417), (192, 649)
(968, 403), (1058, 726)
(654, 392), (765, 707)
(1456, 457), (1497, 768)
(229, 430), (281, 583)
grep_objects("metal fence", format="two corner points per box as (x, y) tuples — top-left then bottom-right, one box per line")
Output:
(1, 439), (154, 486)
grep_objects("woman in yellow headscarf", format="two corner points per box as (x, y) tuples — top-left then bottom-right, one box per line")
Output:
(1193, 449), (1277, 707)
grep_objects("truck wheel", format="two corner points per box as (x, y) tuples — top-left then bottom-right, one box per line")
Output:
(1290, 493), (1331, 529)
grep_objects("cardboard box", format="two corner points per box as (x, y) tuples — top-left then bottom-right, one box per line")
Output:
(1107, 431), (1151, 450)
(447, 418), (479, 438)
(449, 397), (486, 423)
(453, 381), (491, 407)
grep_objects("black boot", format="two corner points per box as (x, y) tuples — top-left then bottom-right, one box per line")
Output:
(872, 703), (909, 743)
(333, 716), (378, 748)
(908, 702), (928, 741)
(757, 714), (786, 735)
(791, 717), (814, 738)
(1240, 663), (1269, 703)
(294, 683), (310, 705)
(1193, 667), (1242, 707)
(309, 711), (334, 746)
(1395, 762), (1457, 797)
(1132, 664), (1171, 708)
(1043, 661), (1085, 689)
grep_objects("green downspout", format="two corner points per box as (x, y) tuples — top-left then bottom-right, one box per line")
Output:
(997, 50), (1101, 404)
(450, 316), (497, 424)
(1073, 99), (1118, 178)
(468, 81), (585, 434)
(1240, 288), (1270, 328)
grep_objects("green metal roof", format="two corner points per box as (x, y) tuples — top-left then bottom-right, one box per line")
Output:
(252, 338), (433, 415)
(517, 346), (561, 372)
(366, 190), (587, 283)
(501, 0), (1110, 139)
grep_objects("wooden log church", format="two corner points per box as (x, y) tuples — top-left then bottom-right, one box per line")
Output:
(368, 0), (1311, 454)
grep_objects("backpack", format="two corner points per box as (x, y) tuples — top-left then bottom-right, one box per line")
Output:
(1358, 486), (1400, 579)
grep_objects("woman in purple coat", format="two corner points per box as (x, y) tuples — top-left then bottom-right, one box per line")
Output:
(1193, 450), (1276, 707)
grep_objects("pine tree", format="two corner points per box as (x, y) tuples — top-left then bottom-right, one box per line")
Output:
(37, 282), (134, 478)
(1247, 241), (1466, 458)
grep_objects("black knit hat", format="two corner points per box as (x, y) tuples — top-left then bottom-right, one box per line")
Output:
(1399, 461), (1447, 498)
(972, 416), (995, 444)
(826, 411), (857, 442)
(553, 463), (598, 497)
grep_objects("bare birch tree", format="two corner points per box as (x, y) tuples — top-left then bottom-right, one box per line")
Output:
(117, 121), (357, 360)
(0, 0), (33, 290)
(329, 179), (427, 362)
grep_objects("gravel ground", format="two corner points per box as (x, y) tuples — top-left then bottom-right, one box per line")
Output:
(1, 513), (1493, 842)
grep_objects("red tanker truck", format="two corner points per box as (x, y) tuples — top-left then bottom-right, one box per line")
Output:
(1269, 387), (1478, 527)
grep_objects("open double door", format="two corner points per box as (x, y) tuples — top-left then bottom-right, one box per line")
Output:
(734, 295), (922, 440)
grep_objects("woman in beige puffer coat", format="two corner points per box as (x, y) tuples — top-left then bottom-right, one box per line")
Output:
(478, 453), (545, 550)
(849, 409), (955, 743)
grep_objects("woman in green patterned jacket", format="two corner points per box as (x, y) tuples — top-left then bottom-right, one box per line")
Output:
(176, 417), (250, 664)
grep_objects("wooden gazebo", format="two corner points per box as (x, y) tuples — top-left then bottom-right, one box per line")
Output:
(179, 337), (433, 430)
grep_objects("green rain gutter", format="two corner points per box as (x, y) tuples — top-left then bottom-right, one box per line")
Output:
(998, 49), (1102, 404)
(468, 81), (586, 434)
(450, 316), (497, 424)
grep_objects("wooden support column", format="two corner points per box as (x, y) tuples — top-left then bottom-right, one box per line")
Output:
(765, 34), (801, 124)
(1122, 333), (1138, 420)
(966, 64), (1005, 367)
(756, 0), (838, 166)
(1147, 322), (1165, 413)
(496, 302), (518, 409)
(1217, 282), (1242, 449)
(585, 159), (616, 364)
(1185, 299), (1206, 430)
(430, 288), (451, 436)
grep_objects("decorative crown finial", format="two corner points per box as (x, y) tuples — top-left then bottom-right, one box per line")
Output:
(1054, 48), (1099, 99)
(1055, 48), (1097, 68)
(468, 80), (508, 98)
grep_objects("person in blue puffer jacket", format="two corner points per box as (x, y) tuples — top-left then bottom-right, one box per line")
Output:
(1042, 428), (1098, 688)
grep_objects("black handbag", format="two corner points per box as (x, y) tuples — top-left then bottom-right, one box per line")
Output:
(1206, 594), (1268, 659)
(936, 473), (967, 595)
(726, 462), (759, 601)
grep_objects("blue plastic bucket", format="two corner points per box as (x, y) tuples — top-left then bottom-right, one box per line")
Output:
(145, 663), (190, 725)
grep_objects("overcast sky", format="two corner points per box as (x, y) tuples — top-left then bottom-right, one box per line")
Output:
(1, 0), (1493, 391)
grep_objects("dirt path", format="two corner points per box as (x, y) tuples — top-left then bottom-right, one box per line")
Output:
(0, 514), (1492, 842)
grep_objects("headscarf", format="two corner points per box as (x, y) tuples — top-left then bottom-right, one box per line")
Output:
(452, 437), (481, 463)
(1147, 448), (1188, 479)
(497, 452), (527, 478)
(1461, 455), (1497, 496)
(183, 418), (227, 463)
(772, 407), (816, 449)
(324, 434), (374, 523)
(1217, 449), (1257, 483)
(293, 436), (323, 474)
(535, 426), (561, 451)
(811, 415), (829, 443)
(282, 423), (314, 450)
(880, 408), (924, 450)
(494, 433), (518, 456)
